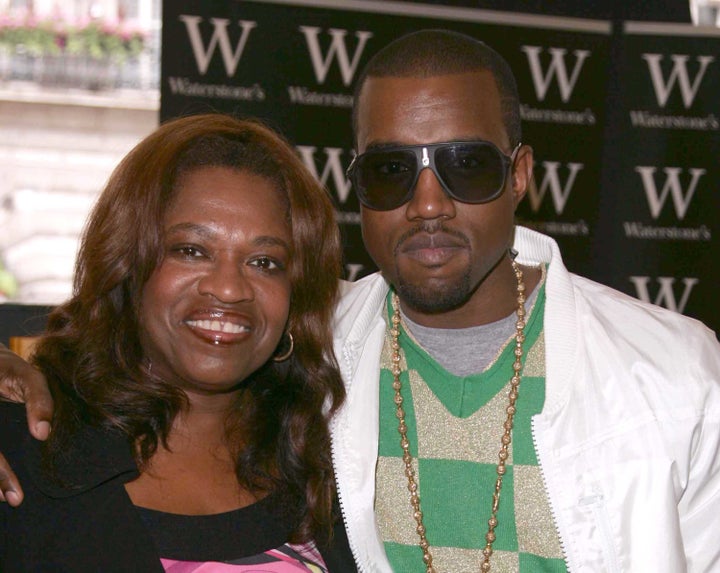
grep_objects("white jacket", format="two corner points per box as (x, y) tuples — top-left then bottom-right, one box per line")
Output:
(330, 226), (720, 572)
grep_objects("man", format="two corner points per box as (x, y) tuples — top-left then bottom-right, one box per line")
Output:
(2, 30), (720, 572)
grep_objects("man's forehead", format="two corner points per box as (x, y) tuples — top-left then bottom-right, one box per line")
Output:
(359, 70), (495, 97)
(355, 71), (505, 150)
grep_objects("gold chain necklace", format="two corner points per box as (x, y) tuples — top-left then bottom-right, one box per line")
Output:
(389, 259), (527, 573)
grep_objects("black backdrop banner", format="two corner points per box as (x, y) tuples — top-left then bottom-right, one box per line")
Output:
(161, 0), (719, 334)
(592, 21), (720, 336)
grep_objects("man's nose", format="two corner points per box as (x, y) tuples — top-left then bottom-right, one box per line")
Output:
(404, 166), (456, 221)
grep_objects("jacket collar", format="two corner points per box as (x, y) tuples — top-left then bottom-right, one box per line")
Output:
(333, 226), (578, 415)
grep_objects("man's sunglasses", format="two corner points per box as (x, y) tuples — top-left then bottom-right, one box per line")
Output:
(346, 140), (521, 211)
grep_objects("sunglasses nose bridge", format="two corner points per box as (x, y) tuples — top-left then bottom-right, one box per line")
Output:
(406, 150), (457, 219)
(414, 146), (452, 198)
(413, 146), (441, 186)
(405, 146), (438, 196)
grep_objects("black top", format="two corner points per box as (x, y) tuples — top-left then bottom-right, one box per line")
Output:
(135, 492), (296, 561)
(0, 402), (356, 572)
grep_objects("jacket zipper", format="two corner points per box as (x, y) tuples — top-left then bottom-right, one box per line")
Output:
(330, 415), (367, 572)
(531, 416), (573, 571)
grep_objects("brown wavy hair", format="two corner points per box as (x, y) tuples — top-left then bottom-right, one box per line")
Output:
(32, 113), (345, 542)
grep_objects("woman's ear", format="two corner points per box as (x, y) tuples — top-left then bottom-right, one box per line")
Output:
(511, 144), (534, 209)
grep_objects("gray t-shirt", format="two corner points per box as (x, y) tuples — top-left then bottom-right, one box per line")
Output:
(400, 281), (541, 377)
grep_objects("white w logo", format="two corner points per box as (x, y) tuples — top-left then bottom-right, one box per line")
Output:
(295, 146), (354, 204)
(527, 161), (583, 215)
(629, 276), (699, 314)
(179, 16), (257, 76)
(521, 46), (590, 102)
(635, 166), (705, 220)
(642, 54), (714, 108)
(299, 27), (373, 86)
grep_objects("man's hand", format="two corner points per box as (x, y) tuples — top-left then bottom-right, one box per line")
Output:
(0, 343), (53, 506)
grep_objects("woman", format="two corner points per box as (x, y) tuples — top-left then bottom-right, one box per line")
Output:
(0, 113), (353, 571)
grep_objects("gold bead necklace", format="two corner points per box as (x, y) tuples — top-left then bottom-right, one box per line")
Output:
(389, 259), (527, 573)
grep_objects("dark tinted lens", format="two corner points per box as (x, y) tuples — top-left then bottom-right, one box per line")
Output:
(435, 143), (506, 203)
(353, 150), (417, 210)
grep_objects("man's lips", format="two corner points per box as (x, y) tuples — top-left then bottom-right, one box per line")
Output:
(401, 232), (465, 251)
(399, 232), (468, 265)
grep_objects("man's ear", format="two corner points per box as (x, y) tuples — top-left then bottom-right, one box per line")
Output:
(511, 145), (534, 208)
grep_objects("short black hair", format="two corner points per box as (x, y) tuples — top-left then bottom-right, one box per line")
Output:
(352, 29), (521, 148)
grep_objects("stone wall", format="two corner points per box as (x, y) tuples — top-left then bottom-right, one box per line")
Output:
(0, 87), (158, 304)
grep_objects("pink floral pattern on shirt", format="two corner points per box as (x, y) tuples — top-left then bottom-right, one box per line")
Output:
(160, 542), (327, 572)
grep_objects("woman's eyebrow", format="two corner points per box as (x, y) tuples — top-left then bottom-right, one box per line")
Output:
(166, 222), (290, 250)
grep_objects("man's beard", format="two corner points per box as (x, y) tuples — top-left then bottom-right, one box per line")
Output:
(390, 221), (476, 314)
(394, 268), (473, 315)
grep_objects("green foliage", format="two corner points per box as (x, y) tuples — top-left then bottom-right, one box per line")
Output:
(0, 21), (61, 57)
(0, 260), (18, 299)
(0, 19), (145, 62)
(65, 22), (145, 63)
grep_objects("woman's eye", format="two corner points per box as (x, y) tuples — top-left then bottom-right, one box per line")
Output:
(250, 256), (283, 271)
(172, 245), (204, 258)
